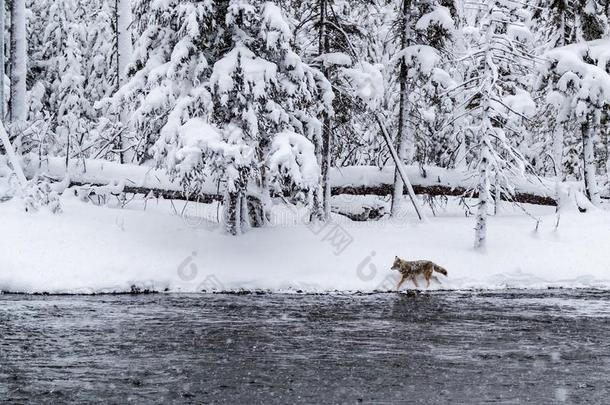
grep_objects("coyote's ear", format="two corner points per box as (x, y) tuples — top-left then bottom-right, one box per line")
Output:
(395, 256), (398, 260)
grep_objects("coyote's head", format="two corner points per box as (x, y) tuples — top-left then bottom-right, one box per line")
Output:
(391, 256), (403, 271)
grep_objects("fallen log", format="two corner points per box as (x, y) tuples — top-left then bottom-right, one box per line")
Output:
(332, 184), (558, 206)
(68, 180), (223, 204)
(23, 156), (560, 206)
(69, 180), (557, 207)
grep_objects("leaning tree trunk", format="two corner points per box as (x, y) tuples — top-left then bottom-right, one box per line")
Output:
(9, 0), (26, 125)
(391, 0), (413, 217)
(582, 118), (601, 206)
(0, 116), (27, 187)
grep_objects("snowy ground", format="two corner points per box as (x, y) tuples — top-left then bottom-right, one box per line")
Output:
(1, 193), (610, 294)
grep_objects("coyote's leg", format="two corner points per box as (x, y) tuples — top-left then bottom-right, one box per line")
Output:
(431, 275), (441, 285)
(411, 276), (419, 289)
(396, 274), (407, 291)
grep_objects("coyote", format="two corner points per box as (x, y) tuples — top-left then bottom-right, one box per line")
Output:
(391, 256), (448, 290)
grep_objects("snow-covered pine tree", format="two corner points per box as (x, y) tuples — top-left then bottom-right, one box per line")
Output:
(27, 0), (124, 161)
(83, 1), (116, 107)
(347, 1), (396, 168)
(534, 50), (576, 180)
(415, 1), (460, 167)
(456, 0), (534, 248)
(85, 0), (130, 162)
(21, 0), (50, 155)
(47, 1), (89, 162)
(5, 0), (60, 213)
(207, 1), (331, 234)
(118, 1), (329, 235)
(531, 0), (608, 49)
(574, 0), (608, 42)
(530, 0), (609, 181)
(537, 41), (610, 206)
(104, 0), (215, 164)
(25, 0), (103, 161)
(292, 0), (375, 221)
(390, 0), (456, 216)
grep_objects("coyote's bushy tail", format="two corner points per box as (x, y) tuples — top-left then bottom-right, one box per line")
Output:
(433, 265), (448, 276)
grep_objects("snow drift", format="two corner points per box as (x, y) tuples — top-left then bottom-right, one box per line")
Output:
(1, 194), (609, 294)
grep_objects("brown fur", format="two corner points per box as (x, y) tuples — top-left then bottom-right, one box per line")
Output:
(391, 256), (448, 290)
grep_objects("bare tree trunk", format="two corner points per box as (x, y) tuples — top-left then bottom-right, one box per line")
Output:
(9, 0), (26, 125)
(0, 0), (5, 121)
(492, 172), (501, 215)
(391, 0), (412, 217)
(558, 7), (566, 47)
(475, 142), (490, 249)
(239, 191), (250, 231)
(247, 196), (265, 228)
(474, 5), (497, 250)
(582, 118), (601, 206)
(315, 0), (332, 221)
(552, 9), (566, 182)
(223, 167), (251, 235)
(251, 145), (269, 228)
(320, 110), (332, 220)
(553, 124), (564, 179)
(223, 191), (242, 235)
(605, 122), (610, 195)
(116, 0), (133, 163)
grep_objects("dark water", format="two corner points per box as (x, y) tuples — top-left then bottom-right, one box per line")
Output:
(1, 290), (610, 404)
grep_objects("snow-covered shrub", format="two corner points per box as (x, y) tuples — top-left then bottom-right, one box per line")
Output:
(266, 131), (320, 195)
(22, 175), (62, 213)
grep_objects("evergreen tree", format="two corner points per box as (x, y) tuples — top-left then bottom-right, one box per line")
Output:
(538, 41), (610, 206)
(456, 1), (534, 248)
(531, 0), (608, 48)
(207, 1), (331, 234)
(390, 0), (456, 215)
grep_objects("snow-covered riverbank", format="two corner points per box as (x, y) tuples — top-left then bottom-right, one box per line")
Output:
(1, 195), (609, 294)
